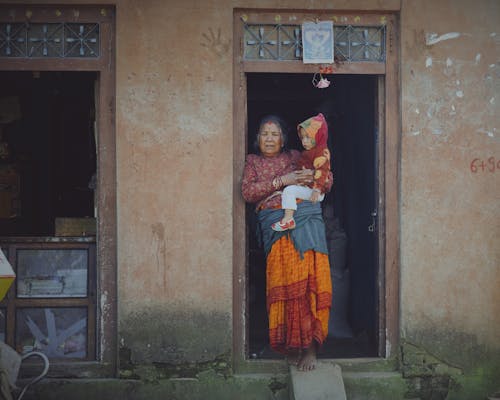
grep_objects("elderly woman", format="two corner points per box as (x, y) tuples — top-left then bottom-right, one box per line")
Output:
(242, 115), (332, 371)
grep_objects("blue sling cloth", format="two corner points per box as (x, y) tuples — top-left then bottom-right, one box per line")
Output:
(256, 201), (329, 258)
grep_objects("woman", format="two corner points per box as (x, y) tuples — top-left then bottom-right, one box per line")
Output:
(242, 115), (332, 371)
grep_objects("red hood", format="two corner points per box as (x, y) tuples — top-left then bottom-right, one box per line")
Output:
(297, 113), (328, 147)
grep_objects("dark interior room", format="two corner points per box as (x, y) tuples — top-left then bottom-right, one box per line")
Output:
(0, 71), (96, 236)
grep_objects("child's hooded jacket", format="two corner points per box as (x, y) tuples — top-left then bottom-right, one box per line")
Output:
(297, 113), (332, 193)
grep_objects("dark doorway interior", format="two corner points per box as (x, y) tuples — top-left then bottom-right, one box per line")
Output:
(246, 73), (379, 358)
(0, 71), (97, 236)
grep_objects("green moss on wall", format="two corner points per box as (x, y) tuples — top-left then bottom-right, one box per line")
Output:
(119, 307), (231, 364)
(401, 333), (500, 400)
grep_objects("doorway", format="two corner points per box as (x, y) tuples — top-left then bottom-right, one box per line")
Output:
(233, 9), (400, 369)
(0, 4), (117, 375)
(246, 73), (379, 359)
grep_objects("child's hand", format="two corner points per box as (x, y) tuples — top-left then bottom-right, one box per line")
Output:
(310, 189), (321, 203)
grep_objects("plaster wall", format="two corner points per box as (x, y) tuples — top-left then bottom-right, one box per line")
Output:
(113, 0), (500, 372)
(400, 0), (500, 369)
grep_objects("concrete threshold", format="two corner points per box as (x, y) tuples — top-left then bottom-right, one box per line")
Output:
(289, 362), (347, 400)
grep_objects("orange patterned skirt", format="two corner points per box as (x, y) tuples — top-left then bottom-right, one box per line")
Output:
(266, 235), (332, 354)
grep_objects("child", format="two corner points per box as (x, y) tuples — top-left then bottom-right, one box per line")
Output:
(271, 113), (331, 232)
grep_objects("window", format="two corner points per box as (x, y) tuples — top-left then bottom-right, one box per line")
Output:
(1, 243), (96, 360)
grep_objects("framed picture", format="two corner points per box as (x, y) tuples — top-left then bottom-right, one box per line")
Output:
(301, 21), (334, 64)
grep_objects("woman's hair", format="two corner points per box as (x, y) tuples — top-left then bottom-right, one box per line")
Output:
(253, 114), (289, 153)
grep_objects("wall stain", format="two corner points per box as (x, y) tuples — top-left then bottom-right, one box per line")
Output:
(151, 222), (167, 289)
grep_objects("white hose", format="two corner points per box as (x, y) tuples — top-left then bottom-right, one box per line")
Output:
(16, 352), (49, 400)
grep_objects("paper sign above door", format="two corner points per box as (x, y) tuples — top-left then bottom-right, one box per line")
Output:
(301, 21), (334, 64)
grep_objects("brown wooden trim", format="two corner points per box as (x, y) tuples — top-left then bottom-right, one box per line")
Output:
(0, 4), (113, 23)
(95, 17), (117, 374)
(87, 236), (97, 360)
(243, 60), (385, 75)
(382, 14), (400, 358)
(232, 10), (247, 372)
(376, 76), (387, 357)
(9, 298), (91, 307)
(0, 59), (107, 71)
(237, 10), (398, 24)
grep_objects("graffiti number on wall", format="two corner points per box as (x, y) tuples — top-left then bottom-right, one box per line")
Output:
(470, 157), (500, 173)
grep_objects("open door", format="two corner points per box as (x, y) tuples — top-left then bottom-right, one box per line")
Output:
(246, 73), (380, 358)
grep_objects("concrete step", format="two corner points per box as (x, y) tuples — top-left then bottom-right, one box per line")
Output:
(289, 360), (407, 400)
(342, 371), (407, 400)
(289, 362), (347, 400)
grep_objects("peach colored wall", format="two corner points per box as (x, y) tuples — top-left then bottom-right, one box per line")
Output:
(111, 0), (401, 363)
(2, 0), (498, 366)
(400, 0), (499, 354)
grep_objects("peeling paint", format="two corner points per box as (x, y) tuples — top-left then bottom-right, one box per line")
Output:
(477, 128), (495, 138)
(100, 290), (109, 354)
(456, 90), (464, 98)
(475, 53), (481, 64)
(446, 57), (453, 67)
(425, 57), (433, 68)
(425, 32), (461, 46)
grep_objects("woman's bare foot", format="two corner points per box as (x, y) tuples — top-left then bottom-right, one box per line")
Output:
(286, 349), (300, 366)
(286, 355), (299, 366)
(297, 342), (317, 371)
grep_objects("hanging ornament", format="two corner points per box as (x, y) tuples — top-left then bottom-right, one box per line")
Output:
(312, 72), (331, 89)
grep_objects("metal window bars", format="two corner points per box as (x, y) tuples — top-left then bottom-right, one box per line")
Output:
(243, 23), (385, 62)
(0, 22), (99, 58)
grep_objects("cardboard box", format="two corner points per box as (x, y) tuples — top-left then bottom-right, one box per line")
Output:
(0, 249), (15, 301)
(55, 217), (96, 237)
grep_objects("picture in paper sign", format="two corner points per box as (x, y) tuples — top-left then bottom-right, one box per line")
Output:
(301, 21), (334, 64)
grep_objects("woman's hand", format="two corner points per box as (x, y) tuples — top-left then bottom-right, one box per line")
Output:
(281, 169), (314, 186)
(310, 189), (321, 203)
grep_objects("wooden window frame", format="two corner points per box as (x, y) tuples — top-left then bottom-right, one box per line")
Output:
(0, 239), (97, 359)
(0, 5), (116, 377)
(232, 9), (400, 372)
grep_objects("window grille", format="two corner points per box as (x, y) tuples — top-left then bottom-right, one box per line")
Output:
(243, 23), (385, 62)
(0, 22), (99, 58)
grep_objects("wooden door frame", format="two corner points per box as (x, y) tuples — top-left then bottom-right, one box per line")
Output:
(0, 5), (117, 377)
(232, 9), (400, 372)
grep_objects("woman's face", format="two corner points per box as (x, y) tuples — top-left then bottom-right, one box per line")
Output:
(258, 121), (283, 158)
